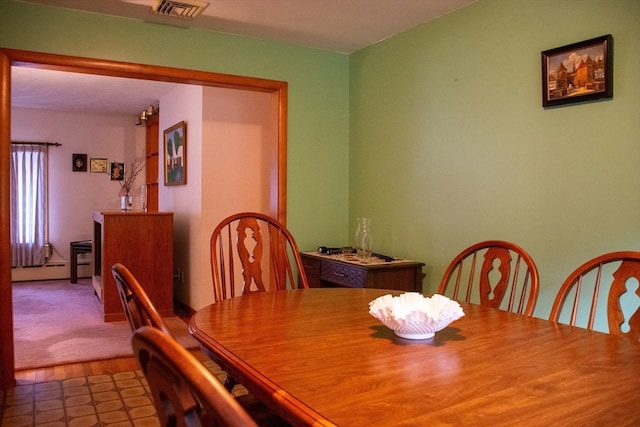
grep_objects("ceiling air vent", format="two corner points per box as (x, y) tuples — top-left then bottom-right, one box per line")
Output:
(152, 0), (209, 20)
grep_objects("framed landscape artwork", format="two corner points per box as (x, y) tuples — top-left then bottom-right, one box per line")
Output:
(164, 121), (187, 186)
(541, 34), (612, 108)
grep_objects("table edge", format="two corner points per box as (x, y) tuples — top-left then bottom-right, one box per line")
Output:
(188, 316), (338, 427)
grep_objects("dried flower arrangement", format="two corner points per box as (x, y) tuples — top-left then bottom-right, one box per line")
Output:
(117, 157), (145, 197)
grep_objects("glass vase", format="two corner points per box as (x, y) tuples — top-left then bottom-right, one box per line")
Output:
(355, 217), (373, 261)
(140, 184), (147, 212)
(120, 194), (133, 211)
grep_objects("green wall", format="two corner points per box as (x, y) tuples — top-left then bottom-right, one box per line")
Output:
(0, 0), (351, 253)
(350, 0), (640, 319)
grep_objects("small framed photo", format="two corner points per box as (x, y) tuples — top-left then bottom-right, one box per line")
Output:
(164, 121), (187, 186)
(90, 158), (108, 173)
(110, 161), (124, 181)
(72, 153), (87, 172)
(541, 34), (612, 108)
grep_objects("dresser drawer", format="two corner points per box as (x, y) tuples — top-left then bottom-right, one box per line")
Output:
(301, 254), (322, 288)
(301, 255), (321, 276)
(301, 251), (425, 291)
(321, 261), (367, 288)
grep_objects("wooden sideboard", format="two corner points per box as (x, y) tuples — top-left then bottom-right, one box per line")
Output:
(92, 211), (174, 322)
(300, 251), (424, 292)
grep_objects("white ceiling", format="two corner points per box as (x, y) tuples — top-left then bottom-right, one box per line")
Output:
(12, 67), (180, 115)
(20, 0), (478, 53)
(12, 0), (478, 115)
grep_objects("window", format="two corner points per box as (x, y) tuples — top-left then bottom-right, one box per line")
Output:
(10, 144), (48, 267)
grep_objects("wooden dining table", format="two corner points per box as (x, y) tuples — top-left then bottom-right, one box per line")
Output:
(188, 288), (640, 426)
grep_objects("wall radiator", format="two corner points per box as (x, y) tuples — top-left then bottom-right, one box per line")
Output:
(11, 262), (92, 282)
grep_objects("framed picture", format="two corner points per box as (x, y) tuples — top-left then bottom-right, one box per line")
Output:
(90, 158), (108, 173)
(110, 161), (124, 181)
(164, 121), (187, 186)
(541, 34), (612, 108)
(72, 153), (87, 172)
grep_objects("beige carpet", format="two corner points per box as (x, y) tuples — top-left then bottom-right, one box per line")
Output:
(13, 279), (199, 370)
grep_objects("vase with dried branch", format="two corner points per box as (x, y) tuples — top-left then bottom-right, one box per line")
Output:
(118, 157), (145, 210)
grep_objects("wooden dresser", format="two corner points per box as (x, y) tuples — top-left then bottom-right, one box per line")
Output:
(300, 251), (424, 292)
(92, 211), (174, 322)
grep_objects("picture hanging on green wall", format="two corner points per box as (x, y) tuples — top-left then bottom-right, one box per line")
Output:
(541, 34), (612, 108)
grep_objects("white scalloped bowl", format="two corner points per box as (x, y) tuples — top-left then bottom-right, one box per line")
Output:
(369, 293), (464, 340)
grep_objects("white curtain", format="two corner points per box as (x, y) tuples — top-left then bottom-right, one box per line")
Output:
(10, 144), (47, 267)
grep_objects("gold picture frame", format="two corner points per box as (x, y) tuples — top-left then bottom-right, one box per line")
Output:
(90, 158), (108, 173)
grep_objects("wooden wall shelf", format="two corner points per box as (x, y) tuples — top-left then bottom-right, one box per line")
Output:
(145, 115), (159, 211)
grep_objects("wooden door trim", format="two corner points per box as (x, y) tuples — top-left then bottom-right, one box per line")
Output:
(0, 48), (288, 388)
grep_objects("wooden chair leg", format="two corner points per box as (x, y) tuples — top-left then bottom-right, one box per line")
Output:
(224, 374), (238, 392)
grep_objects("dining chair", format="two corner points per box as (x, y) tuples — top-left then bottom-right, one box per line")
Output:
(132, 326), (258, 427)
(210, 212), (308, 394)
(549, 251), (640, 340)
(210, 212), (309, 303)
(437, 240), (540, 316)
(111, 262), (173, 337)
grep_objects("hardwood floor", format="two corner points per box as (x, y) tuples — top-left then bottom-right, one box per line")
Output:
(14, 356), (138, 384)
(14, 349), (210, 385)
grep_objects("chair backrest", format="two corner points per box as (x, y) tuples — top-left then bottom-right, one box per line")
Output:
(210, 212), (309, 303)
(437, 240), (540, 316)
(132, 326), (258, 427)
(549, 251), (640, 340)
(112, 262), (173, 337)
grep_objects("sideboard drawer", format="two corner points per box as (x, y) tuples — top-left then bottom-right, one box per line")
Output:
(300, 252), (424, 291)
(302, 256), (321, 275)
(301, 256), (322, 288)
(321, 261), (367, 288)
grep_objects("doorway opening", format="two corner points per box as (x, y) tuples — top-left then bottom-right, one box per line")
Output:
(0, 48), (289, 388)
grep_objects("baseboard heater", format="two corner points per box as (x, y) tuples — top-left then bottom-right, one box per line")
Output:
(11, 262), (92, 282)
